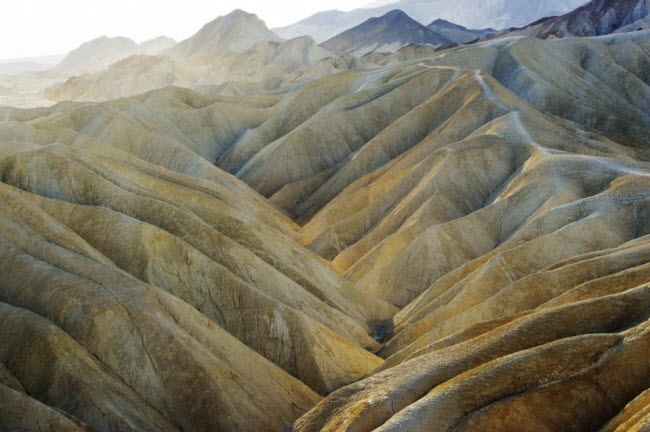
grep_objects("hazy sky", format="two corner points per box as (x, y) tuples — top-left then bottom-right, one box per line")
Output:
(0, 0), (383, 59)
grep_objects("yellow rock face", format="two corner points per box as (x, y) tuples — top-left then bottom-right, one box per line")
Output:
(0, 30), (649, 432)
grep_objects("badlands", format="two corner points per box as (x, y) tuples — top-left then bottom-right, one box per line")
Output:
(1, 0), (650, 431)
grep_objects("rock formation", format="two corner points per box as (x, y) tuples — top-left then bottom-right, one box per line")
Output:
(0, 5), (649, 432)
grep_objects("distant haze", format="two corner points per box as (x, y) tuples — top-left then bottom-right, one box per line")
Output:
(0, 0), (375, 59)
(362, 0), (401, 7)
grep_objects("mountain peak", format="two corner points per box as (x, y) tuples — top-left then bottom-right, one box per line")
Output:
(382, 9), (410, 19)
(53, 36), (139, 74)
(427, 17), (496, 43)
(321, 9), (452, 56)
(223, 8), (258, 20)
(274, 0), (588, 42)
(366, 9), (416, 25)
(429, 18), (459, 27)
(167, 9), (283, 59)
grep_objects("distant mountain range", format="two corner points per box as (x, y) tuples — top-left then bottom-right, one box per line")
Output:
(0, 54), (64, 75)
(493, 0), (649, 39)
(7, 0), (649, 107)
(54, 36), (176, 75)
(321, 10), (452, 55)
(426, 19), (495, 44)
(274, 0), (588, 42)
(44, 12), (334, 102)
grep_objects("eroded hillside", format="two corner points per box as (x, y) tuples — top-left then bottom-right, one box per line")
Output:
(1, 30), (650, 432)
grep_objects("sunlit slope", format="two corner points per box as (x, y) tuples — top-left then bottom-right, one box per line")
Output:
(229, 34), (649, 218)
(295, 270), (650, 431)
(288, 32), (650, 432)
(221, 34), (649, 301)
(0, 136), (397, 393)
(0, 81), (402, 430)
(1, 29), (649, 432)
(0, 178), (321, 431)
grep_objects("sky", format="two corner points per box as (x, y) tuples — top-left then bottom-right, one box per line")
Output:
(0, 0), (384, 60)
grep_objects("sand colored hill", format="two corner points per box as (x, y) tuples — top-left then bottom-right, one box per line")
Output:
(0, 17), (649, 432)
(282, 31), (650, 432)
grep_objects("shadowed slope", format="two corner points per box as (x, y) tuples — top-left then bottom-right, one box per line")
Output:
(320, 10), (453, 56)
(492, 0), (650, 40)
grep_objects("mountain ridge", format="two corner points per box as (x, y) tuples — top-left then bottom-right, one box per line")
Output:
(2, 2), (650, 431)
(53, 35), (176, 75)
(273, 0), (588, 42)
(427, 18), (496, 43)
(2, 29), (650, 430)
(321, 9), (453, 56)
(167, 9), (283, 59)
(492, 0), (650, 39)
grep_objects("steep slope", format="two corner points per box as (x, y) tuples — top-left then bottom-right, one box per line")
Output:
(0, 200), (320, 431)
(274, 0), (588, 42)
(227, 32), (649, 224)
(321, 10), (452, 56)
(167, 9), (282, 59)
(616, 14), (650, 32)
(281, 31), (650, 432)
(2, 11), (650, 432)
(427, 18), (496, 44)
(210, 36), (650, 430)
(295, 277), (650, 431)
(0, 85), (397, 403)
(494, 0), (650, 39)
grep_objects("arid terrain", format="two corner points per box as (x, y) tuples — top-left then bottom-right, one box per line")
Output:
(1, 0), (650, 431)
